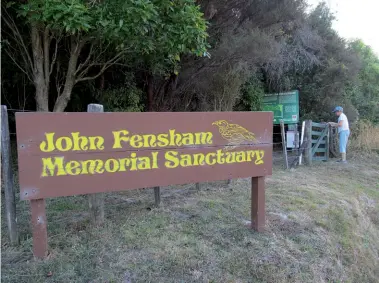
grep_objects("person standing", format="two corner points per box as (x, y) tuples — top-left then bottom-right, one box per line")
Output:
(329, 106), (350, 163)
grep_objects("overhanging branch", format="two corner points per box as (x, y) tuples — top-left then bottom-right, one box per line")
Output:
(75, 51), (127, 83)
(2, 8), (33, 72)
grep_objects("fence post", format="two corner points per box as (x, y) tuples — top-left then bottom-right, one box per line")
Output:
(1, 105), (19, 245)
(304, 120), (313, 166)
(280, 120), (289, 169)
(87, 104), (105, 225)
(299, 121), (305, 165)
(294, 123), (299, 154)
(154, 186), (160, 207)
(326, 124), (330, 161)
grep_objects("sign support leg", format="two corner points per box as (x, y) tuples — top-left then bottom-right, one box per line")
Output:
(251, 177), (265, 232)
(154, 187), (161, 207)
(30, 199), (48, 259)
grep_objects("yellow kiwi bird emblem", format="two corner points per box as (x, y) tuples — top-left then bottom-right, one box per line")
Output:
(212, 120), (257, 151)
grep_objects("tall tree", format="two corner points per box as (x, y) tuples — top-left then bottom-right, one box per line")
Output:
(2, 0), (208, 112)
(347, 40), (379, 123)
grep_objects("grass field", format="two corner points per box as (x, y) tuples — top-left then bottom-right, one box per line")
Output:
(2, 154), (379, 283)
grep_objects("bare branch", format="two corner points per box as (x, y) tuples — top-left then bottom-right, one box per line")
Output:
(75, 42), (112, 77)
(43, 27), (51, 83)
(3, 48), (33, 82)
(75, 51), (127, 83)
(55, 59), (64, 96)
(49, 35), (61, 76)
(2, 8), (33, 70)
(75, 44), (95, 76)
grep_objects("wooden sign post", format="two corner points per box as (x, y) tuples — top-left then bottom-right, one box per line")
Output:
(15, 111), (273, 258)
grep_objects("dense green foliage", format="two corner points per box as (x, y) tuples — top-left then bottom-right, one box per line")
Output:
(2, 0), (379, 124)
(234, 74), (264, 112)
(2, 0), (208, 111)
(347, 40), (379, 123)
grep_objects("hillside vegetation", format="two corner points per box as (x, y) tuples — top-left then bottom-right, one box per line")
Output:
(2, 0), (379, 125)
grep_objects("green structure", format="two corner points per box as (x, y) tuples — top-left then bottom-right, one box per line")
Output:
(262, 90), (299, 124)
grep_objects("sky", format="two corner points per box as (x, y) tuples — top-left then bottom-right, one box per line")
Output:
(307, 0), (379, 55)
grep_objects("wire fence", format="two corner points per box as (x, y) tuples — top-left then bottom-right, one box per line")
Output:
(5, 108), (35, 112)
(3, 106), (378, 152)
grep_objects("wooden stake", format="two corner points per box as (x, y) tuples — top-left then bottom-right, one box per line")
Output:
(299, 121), (305, 165)
(280, 120), (289, 169)
(87, 104), (105, 225)
(251, 177), (265, 232)
(304, 120), (313, 166)
(326, 124), (330, 161)
(154, 187), (160, 207)
(294, 123), (299, 154)
(195, 183), (200, 190)
(31, 199), (48, 258)
(1, 105), (19, 245)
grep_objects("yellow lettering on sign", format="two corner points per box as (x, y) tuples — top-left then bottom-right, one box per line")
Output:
(88, 136), (105, 150)
(151, 152), (158, 169)
(137, 157), (151, 170)
(65, 160), (81, 175)
(41, 152), (161, 177)
(255, 150), (265, 165)
(205, 152), (216, 165)
(40, 133), (56, 152)
(81, 159), (104, 174)
(111, 129), (213, 149)
(41, 157), (66, 177)
(130, 135), (143, 148)
(193, 153), (205, 166)
(112, 130), (129, 149)
(216, 150), (225, 164)
(142, 134), (157, 148)
(104, 159), (120, 173)
(157, 134), (169, 147)
(169, 130), (182, 146)
(165, 151), (180, 168)
(40, 132), (104, 152)
(71, 132), (89, 150)
(39, 149), (266, 177)
(56, 136), (73, 151)
(225, 152), (236, 164)
(181, 133), (194, 145)
(195, 132), (213, 145)
(236, 152), (246, 163)
(180, 154), (192, 167)
(163, 149), (265, 168)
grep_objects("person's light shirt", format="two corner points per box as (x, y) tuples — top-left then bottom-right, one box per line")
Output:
(338, 113), (349, 133)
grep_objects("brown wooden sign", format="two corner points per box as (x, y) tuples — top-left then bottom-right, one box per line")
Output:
(15, 110), (273, 258)
(16, 112), (273, 199)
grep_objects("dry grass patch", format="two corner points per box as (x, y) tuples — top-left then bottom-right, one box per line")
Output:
(1, 155), (379, 282)
(350, 120), (379, 153)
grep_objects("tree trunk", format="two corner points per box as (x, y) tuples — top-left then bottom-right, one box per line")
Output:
(35, 82), (49, 112)
(53, 37), (83, 112)
(31, 24), (49, 112)
(147, 73), (154, 112)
